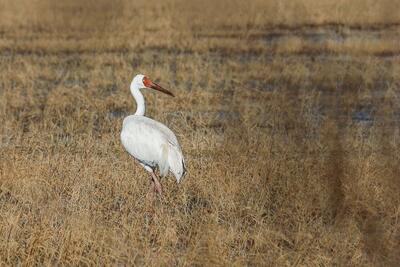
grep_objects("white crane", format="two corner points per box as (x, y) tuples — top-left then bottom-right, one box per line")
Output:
(121, 74), (186, 194)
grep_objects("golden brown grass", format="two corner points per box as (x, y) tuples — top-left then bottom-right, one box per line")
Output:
(0, 0), (400, 265)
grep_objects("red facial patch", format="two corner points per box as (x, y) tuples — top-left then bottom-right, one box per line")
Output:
(142, 76), (152, 88)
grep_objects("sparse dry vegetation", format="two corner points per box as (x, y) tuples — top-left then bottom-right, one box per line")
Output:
(0, 0), (400, 265)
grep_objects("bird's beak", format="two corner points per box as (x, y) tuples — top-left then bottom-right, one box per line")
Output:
(149, 81), (174, 97)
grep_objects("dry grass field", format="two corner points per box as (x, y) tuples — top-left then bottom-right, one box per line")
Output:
(0, 0), (400, 265)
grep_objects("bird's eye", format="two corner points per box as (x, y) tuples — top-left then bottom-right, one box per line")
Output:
(143, 76), (152, 87)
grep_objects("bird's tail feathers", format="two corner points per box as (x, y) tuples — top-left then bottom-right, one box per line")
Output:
(167, 145), (185, 183)
(159, 144), (169, 177)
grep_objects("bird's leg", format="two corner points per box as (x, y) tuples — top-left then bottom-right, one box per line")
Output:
(146, 176), (158, 199)
(150, 172), (162, 195)
(148, 180), (156, 195)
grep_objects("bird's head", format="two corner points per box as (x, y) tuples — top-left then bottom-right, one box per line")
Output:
(131, 74), (174, 97)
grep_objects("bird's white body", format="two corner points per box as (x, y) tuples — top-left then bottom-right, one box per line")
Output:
(121, 115), (185, 181)
(120, 74), (186, 186)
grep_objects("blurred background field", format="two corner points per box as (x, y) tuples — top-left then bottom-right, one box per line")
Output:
(0, 0), (399, 265)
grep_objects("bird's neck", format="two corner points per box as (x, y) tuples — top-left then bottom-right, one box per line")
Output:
(131, 84), (145, 116)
